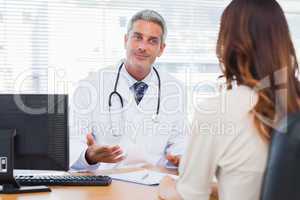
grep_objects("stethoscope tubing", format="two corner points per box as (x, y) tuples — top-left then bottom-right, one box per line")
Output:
(108, 62), (161, 118)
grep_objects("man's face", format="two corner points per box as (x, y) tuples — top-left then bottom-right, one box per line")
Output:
(124, 20), (165, 72)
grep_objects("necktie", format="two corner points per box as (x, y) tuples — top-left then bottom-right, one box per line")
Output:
(132, 81), (148, 105)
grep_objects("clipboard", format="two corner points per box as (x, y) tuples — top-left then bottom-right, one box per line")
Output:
(110, 169), (178, 186)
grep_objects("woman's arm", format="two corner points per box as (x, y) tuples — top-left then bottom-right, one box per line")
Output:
(159, 104), (221, 200)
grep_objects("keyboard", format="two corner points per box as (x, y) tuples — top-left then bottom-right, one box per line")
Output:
(15, 175), (112, 186)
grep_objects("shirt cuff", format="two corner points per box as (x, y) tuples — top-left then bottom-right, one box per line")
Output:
(69, 147), (100, 172)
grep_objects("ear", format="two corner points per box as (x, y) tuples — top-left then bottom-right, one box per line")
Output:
(124, 34), (128, 49)
(157, 43), (166, 57)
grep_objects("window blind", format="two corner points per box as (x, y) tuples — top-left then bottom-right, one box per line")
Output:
(0, 0), (299, 94)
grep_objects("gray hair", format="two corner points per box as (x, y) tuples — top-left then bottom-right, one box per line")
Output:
(127, 9), (167, 44)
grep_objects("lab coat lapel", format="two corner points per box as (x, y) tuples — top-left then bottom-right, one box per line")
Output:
(138, 73), (159, 113)
(116, 73), (134, 105)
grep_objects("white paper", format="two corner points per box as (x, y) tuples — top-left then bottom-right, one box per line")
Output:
(110, 169), (178, 186)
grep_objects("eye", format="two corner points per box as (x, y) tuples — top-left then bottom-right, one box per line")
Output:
(149, 38), (159, 45)
(132, 34), (142, 40)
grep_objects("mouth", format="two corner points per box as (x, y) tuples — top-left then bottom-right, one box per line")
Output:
(134, 53), (149, 60)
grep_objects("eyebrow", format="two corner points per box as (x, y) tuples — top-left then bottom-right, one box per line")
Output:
(149, 36), (160, 41)
(132, 32), (142, 37)
(132, 32), (160, 40)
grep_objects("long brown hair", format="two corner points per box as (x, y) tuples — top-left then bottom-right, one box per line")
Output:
(216, 0), (300, 142)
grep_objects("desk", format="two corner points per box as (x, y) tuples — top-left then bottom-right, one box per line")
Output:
(0, 181), (158, 200)
(0, 166), (218, 200)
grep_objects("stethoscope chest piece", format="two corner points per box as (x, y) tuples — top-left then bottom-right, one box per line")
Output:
(152, 114), (159, 123)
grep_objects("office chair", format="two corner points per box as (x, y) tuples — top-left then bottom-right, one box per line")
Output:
(260, 112), (300, 200)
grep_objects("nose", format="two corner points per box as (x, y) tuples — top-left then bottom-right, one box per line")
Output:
(137, 40), (147, 52)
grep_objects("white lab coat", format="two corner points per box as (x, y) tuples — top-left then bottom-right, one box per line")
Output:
(69, 62), (188, 171)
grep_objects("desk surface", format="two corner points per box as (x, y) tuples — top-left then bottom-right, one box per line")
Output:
(0, 181), (159, 200)
(0, 166), (218, 200)
(0, 165), (169, 200)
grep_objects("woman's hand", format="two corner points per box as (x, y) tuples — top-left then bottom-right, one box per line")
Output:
(158, 176), (182, 200)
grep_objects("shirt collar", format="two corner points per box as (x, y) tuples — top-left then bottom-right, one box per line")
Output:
(120, 63), (154, 88)
(115, 61), (159, 103)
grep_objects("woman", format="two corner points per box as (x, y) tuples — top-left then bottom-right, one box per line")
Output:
(158, 0), (300, 200)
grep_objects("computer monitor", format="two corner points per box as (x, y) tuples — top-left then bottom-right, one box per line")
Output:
(0, 94), (69, 193)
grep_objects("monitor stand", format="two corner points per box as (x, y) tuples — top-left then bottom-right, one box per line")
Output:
(0, 178), (50, 194)
(0, 129), (51, 194)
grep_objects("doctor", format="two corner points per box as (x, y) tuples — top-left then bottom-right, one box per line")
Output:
(70, 9), (187, 171)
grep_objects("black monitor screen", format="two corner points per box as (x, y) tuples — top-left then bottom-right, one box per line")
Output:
(0, 94), (69, 171)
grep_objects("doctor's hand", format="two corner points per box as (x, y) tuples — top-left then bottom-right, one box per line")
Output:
(166, 154), (181, 167)
(85, 133), (125, 164)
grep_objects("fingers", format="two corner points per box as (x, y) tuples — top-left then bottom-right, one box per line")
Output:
(173, 156), (180, 166)
(158, 176), (177, 200)
(93, 145), (121, 155)
(86, 133), (96, 146)
(85, 133), (125, 164)
(166, 154), (174, 161)
(161, 176), (174, 183)
(101, 154), (125, 163)
(92, 145), (125, 163)
(166, 154), (181, 166)
(166, 154), (176, 163)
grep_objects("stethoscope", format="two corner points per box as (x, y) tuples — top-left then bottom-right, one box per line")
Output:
(108, 62), (161, 137)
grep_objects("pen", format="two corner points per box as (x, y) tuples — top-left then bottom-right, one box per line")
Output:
(141, 173), (149, 180)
